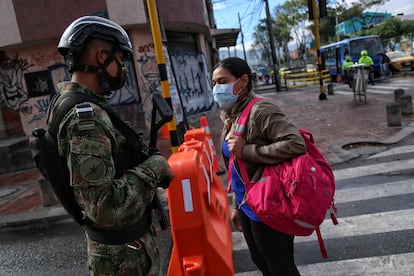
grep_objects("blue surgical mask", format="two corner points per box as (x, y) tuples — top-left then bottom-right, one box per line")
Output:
(213, 79), (240, 108)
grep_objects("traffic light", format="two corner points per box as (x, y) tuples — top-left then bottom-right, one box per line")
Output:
(307, 0), (314, 20)
(319, 0), (327, 18)
(307, 0), (328, 20)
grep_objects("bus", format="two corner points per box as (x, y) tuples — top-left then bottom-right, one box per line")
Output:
(320, 35), (385, 80)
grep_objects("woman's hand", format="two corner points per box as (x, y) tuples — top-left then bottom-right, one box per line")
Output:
(227, 135), (246, 159)
(231, 208), (242, 232)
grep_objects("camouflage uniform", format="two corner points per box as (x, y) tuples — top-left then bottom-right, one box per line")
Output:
(53, 81), (169, 276)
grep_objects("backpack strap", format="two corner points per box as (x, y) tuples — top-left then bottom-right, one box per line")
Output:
(234, 98), (263, 136)
(227, 97), (264, 192)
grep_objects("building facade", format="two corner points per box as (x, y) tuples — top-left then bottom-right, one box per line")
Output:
(335, 12), (392, 37)
(0, 0), (238, 173)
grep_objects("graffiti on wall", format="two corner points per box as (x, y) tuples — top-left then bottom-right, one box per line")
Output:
(0, 49), (141, 137)
(27, 97), (50, 124)
(0, 54), (32, 111)
(136, 43), (160, 100)
(136, 43), (213, 118)
(169, 51), (213, 115)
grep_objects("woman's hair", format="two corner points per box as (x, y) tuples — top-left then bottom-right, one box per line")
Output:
(213, 57), (253, 91)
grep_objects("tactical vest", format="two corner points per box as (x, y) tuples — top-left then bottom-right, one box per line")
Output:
(35, 91), (151, 244)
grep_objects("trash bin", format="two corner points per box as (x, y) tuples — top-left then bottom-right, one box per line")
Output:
(327, 84), (334, 95)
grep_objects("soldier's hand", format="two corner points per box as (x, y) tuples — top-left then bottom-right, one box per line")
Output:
(144, 155), (174, 186)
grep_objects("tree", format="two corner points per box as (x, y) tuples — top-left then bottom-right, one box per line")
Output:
(252, 19), (272, 66)
(401, 20), (414, 34)
(368, 17), (402, 39)
(273, 0), (312, 66)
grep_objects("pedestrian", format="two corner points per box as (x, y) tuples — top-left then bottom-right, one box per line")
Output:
(212, 57), (306, 276)
(55, 16), (173, 275)
(377, 51), (390, 77)
(358, 50), (375, 85)
(342, 55), (354, 88)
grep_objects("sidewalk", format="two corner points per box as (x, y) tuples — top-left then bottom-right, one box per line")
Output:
(1, 82), (414, 229)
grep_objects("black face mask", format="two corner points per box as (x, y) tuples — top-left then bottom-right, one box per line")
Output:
(99, 47), (127, 94)
(106, 56), (127, 91)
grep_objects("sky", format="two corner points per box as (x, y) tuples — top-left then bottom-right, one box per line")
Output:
(212, 0), (414, 49)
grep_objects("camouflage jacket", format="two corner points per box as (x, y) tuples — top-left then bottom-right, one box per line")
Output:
(53, 82), (167, 230)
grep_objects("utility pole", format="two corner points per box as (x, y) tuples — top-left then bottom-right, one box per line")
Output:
(238, 13), (247, 61)
(310, 0), (327, 100)
(264, 0), (281, 92)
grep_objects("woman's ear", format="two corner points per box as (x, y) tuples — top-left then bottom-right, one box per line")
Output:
(241, 73), (249, 89)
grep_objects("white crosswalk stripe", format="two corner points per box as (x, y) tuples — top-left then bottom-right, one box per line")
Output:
(232, 144), (414, 275)
(298, 252), (414, 276)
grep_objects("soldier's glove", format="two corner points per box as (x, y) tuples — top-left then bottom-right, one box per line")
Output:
(157, 176), (171, 189)
(144, 155), (174, 188)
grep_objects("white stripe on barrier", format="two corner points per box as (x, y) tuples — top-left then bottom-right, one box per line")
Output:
(181, 179), (194, 212)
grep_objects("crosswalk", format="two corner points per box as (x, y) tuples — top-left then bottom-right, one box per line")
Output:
(334, 79), (414, 97)
(232, 144), (414, 276)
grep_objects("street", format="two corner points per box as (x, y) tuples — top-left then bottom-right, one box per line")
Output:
(1, 75), (414, 275)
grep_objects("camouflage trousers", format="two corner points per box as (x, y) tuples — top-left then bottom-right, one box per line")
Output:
(86, 227), (161, 276)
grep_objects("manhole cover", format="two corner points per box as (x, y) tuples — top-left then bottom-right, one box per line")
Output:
(343, 142), (384, 150)
(0, 187), (20, 199)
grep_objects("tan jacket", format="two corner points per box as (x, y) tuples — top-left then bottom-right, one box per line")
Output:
(220, 91), (306, 183)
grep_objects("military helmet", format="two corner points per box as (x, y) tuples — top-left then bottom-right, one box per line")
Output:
(58, 16), (132, 57)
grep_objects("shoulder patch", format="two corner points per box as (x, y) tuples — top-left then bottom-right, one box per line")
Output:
(71, 139), (105, 156)
(76, 103), (94, 118)
(79, 156), (106, 182)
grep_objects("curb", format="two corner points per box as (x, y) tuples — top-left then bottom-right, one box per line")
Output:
(328, 121), (414, 166)
(0, 206), (70, 230)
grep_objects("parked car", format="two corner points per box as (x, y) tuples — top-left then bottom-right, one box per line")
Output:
(306, 63), (317, 72)
(387, 51), (414, 72)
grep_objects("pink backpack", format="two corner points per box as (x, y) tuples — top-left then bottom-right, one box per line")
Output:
(229, 98), (338, 258)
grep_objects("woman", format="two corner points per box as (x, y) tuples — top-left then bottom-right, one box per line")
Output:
(212, 57), (306, 276)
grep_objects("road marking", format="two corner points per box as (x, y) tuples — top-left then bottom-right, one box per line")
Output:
(232, 208), (414, 250)
(335, 179), (414, 203)
(334, 85), (413, 96)
(368, 145), (414, 159)
(297, 208), (414, 242)
(297, 252), (414, 276)
(333, 158), (414, 181)
(235, 253), (414, 276)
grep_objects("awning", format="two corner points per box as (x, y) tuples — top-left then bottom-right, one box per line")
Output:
(211, 28), (240, 48)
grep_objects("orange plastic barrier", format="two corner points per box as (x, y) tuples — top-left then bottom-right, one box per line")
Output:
(200, 116), (219, 172)
(167, 128), (234, 276)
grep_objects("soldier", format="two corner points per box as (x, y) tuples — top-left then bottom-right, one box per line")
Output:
(54, 16), (173, 275)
